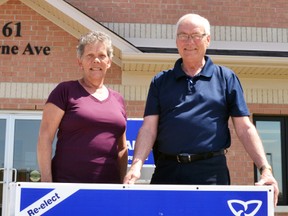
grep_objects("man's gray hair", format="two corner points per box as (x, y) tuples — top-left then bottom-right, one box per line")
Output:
(176, 14), (211, 36)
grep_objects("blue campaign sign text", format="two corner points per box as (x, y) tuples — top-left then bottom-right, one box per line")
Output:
(126, 118), (154, 166)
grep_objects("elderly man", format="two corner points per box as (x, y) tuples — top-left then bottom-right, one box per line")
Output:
(124, 13), (279, 206)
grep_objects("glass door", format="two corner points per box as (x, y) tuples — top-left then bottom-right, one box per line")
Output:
(0, 118), (6, 216)
(0, 113), (43, 216)
(13, 117), (42, 183)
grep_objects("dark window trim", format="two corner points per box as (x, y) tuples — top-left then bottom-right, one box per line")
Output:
(253, 115), (287, 205)
(138, 47), (288, 57)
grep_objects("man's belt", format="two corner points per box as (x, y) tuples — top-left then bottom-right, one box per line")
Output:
(159, 149), (226, 164)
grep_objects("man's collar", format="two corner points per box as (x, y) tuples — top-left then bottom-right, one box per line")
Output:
(174, 56), (214, 80)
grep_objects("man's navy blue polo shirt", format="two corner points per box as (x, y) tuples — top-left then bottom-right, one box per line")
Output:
(144, 56), (250, 154)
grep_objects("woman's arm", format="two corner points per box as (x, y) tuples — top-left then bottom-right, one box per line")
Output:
(117, 131), (128, 183)
(37, 103), (64, 182)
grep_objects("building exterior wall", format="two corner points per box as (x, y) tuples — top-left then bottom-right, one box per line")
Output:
(66, 0), (287, 28)
(66, 0), (288, 54)
(0, 0), (124, 109)
(1, 0), (288, 214)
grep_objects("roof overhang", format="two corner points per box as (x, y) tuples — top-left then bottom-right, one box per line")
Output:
(121, 53), (288, 79)
(209, 55), (288, 79)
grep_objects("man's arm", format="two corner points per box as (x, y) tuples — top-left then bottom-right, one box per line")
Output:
(232, 116), (279, 206)
(123, 115), (159, 184)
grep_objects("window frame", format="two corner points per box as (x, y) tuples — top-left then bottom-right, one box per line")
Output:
(253, 115), (287, 206)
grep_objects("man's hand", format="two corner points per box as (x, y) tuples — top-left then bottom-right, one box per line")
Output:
(255, 169), (279, 207)
(123, 160), (142, 184)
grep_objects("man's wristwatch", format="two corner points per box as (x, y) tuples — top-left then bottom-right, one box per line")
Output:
(259, 165), (272, 175)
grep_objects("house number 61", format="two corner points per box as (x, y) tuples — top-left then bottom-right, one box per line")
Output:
(2, 22), (21, 37)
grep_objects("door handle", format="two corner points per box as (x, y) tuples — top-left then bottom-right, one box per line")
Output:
(0, 167), (4, 183)
(11, 168), (17, 183)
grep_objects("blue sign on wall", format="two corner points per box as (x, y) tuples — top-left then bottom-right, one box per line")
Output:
(126, 118), (154, 166)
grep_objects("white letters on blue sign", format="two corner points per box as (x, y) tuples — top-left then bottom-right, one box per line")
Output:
(126, 140), (136, 150)
(20, 188), (79, 216)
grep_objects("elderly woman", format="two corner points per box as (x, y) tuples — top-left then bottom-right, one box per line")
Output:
(37, 31), (127, 183)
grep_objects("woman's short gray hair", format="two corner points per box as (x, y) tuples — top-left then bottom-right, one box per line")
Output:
(176, 14), (211, 36)
(76, 31), (114, 59)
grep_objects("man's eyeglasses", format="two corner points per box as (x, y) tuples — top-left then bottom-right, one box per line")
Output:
(177, 33), (207, 41)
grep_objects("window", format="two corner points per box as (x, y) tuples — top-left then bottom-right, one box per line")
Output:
(254, 116), (288, 205)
